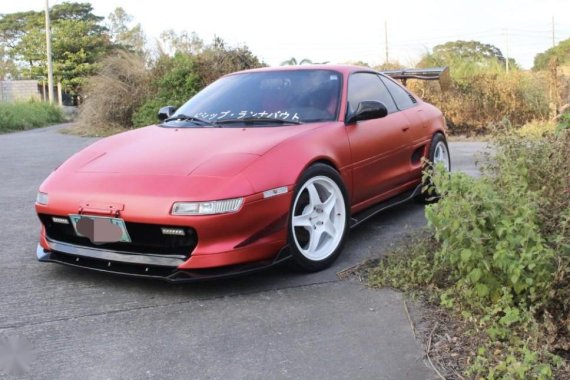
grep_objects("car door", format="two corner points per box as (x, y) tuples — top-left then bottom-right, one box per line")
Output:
(345, 72), (411, 206)
(380, 75), (427, 183)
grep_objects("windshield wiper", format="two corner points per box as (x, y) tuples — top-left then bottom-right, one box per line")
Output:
(216, 117), (302, 125)
(163, 114), (218, 126)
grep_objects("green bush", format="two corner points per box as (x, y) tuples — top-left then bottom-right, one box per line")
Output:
(427, 168), (555, 307)
(369, 127), (570, 378)
(131, 53), (200, 127)
(132, 40), (265, 127)
(0, 101), (64, 133)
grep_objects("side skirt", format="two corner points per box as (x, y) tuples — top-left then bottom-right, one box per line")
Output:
(349, 184), (422, 228)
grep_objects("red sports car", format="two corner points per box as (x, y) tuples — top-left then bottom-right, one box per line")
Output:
(35, 65), (450, 281)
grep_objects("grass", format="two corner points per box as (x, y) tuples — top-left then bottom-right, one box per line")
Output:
(0, 101), (65, 133)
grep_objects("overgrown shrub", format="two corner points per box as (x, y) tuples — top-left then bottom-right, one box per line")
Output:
(78, 37), (264, 133)
(408, 71), (550, 134)
(78, 51), (151, 131)
(517, 120), (557, 139)
(192, 37), (264, 88)
(369, 126), (570, 378)
(0, 101), (64, 133)
(133, 39), (264, 127)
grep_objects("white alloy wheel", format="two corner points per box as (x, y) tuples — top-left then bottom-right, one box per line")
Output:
(291, 175), (346, 261)
(433, 140), (450, 171)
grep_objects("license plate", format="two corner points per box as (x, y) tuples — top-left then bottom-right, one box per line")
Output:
(69, 215), (131, 243)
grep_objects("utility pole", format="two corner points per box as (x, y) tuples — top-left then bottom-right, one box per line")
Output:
(384, 20), (389, 64)
(44, 0), (54, 103)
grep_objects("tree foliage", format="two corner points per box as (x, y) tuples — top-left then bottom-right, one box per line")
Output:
(0, 2), (112, 96)
(418, 40), (518, 78)
(280, 57), (313, 65)
(193, 36), (264, 87)
(79, 34), (265, 131)
(132, 36), (265, 127)
(107, 7), (146, 56)
(433, 40), (505, 62)
(533, 37), (570, 71)
(410, 40), (547, 132)
(0, 44), (18, 79)
(158, 30), (204, 56)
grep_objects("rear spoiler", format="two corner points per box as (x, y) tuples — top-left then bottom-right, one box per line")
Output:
(382, 67), (451, 90)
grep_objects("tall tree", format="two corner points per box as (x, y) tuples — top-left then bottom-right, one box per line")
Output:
(0, 2), (112, 97)
(418, 40), (518, 76)
(158, 30), (204, 56)
(533, 38), (570, 71)
(107, 7), (146, 55)
(0, 45), (18, 79)
(194, 36), (264, 86)
(432, 40), (506, 62)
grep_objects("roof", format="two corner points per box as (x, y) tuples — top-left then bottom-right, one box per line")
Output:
(230, 64), (378, 77)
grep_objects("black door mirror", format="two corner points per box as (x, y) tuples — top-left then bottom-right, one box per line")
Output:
(346, 101), (388, 124)
(158, 106), (177, 121)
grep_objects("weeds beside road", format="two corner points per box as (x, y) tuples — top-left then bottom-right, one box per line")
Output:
(0, 101), (64, 134)
(367, 123), (570, 379)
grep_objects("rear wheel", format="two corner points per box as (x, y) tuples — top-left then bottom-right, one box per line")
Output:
(419, 133), (450, 203)
(288, 164), (349, 272)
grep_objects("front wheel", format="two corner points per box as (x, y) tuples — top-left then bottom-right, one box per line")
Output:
(288, 164), (349, 272)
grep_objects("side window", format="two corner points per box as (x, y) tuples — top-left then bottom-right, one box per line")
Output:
(380, 76), (417, 110)
(347, 73), (398, 115)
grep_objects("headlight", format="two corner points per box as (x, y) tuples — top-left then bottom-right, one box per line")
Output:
(36, 192), (49, 205)
(171, 198), (243, 215)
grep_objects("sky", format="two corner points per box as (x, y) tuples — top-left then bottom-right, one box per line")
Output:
(2, 0), (570, 69)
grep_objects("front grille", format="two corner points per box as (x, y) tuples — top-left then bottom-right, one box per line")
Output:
(39, 214), (197, 257)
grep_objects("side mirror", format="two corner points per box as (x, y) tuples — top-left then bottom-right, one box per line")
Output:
(346, 101), (388, 124)
(158, 106), (177, 121)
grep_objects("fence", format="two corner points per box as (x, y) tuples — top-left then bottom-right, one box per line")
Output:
(0, 80), (43, 102)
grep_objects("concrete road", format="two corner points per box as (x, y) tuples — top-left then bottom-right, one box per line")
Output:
(0, 125), (485, 380)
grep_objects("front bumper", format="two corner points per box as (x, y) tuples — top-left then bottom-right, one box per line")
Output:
(36, 184), (294, 274)
(37, 242), (292, 282)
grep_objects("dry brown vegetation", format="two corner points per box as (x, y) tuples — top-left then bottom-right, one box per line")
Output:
(77, 51), (151, 132)
(408, 70), (554, 134)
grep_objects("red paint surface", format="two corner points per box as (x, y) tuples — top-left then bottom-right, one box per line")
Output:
(36, 65), (446, 269)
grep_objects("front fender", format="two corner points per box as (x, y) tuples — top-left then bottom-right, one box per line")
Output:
(241, 122), (352, 196)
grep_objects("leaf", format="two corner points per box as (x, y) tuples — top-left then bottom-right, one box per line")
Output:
(475, 283), (489, 298)
(461, 249), (472, 262)
(469, 268), (483, 283)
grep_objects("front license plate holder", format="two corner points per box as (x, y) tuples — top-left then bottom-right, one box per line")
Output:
(69, 214), (131, 243)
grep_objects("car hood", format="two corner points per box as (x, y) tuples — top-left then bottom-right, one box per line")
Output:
(72, 124), (317, 177)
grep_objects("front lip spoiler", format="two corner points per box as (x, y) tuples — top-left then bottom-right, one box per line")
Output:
(43, 239), (187, 266)
(36, 243), (292, 283)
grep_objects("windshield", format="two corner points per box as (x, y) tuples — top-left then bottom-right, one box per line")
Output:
(165, 69), (342, 127)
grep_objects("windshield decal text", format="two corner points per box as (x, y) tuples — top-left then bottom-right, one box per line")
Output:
(193, 111), (300, 122)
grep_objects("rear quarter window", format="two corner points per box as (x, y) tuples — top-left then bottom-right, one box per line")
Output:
(380, 76), (417, 111)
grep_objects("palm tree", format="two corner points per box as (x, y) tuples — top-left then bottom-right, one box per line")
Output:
(280, 57), (314, 66)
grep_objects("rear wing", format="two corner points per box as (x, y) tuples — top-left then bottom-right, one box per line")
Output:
(382, 67), (450, 90)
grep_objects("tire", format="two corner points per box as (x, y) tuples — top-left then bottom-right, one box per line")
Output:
(418, 133), (451, 203)
(288, 164), (349, 272)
